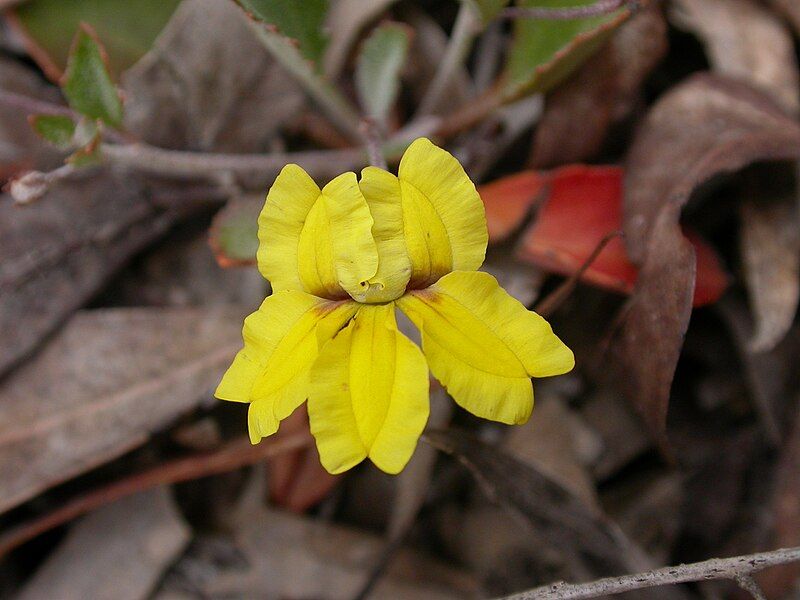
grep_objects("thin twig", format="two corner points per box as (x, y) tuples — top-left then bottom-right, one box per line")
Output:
(497, 547), (800, 600)
(0, 89), (72, 118)
(534, 231), (623, 318)
(0, 432), (311, 557)
(502, 0), (637, 20)
(416, 1), (479, 117)
(100, 142), (366, 186)
(735, 574), (768, 600)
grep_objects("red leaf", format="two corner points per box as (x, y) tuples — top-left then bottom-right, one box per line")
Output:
(485, 165), (728, 307)
(480, 171), (547, 243)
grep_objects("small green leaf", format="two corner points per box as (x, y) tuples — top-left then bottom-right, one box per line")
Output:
(503, 0), (630, 100)
(67, 137), (102, 167)
(236, 0), (329, 65)
(209, 197), (261, 267)
(12, 0), (181, 78)
(29, 115), (76, 149)
(355, 23), (411, 126)
(63, 25), (123, 128)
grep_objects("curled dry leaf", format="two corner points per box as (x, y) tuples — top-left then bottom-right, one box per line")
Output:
(529, 4), (668, 168)
(671, 0), (800, 353)
(0, 307), (245, 515)
(16, 488), (189, 600)
(740, 198), (800, 353)
(480, 170), (547, 243)
(0, 173), (180, 377)
(614, 74), (800, 444)
(121, 0), (304, 152)
(767, 0), (800, 35)
(670, 0), (800, 114)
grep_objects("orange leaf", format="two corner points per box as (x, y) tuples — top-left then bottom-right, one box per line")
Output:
(498, 165), (728, 307)
(479, 171), (548, 243)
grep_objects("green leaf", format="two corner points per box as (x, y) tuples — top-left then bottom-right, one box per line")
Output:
(67, 136), (102, 167)
(209, 197), (262, 267)
(236, 0), (328, 65)
(355, 23), (410, 126)
(12, 0), (181, 78)
(503, 0), (630, 100)
(63, 25), (123, 128)
(29, 115), (76, 149)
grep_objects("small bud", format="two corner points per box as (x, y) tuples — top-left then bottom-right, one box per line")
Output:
(8, 171), (50, 205)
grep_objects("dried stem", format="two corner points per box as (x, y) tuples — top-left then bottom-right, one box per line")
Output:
(100, 142), (366, 186)
(497, 547), (800, 600)
(416, 1), (480, 117)
(0, 432), (311, 557)
(502, 0), (637, 20)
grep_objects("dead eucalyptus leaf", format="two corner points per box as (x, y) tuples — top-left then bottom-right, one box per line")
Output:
(0, 307), (245, 514)
(764, 1), (800, 44)
(530, 5), (668, 168)
(758, 406), (800, 597)
(670, 0), (800, 114)
(122, 0), (304, 151)
(159, 507), (476, 599)
(424, 429), (667, 581)
(623, 75), (800, 261)
(0, 173), (178, 377)
(17, 488), (190, 600)
(611, 75), (800, 443)
(740, 198), (800, 352)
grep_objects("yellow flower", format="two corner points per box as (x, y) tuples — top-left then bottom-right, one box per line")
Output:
(215, 138), (574, 474)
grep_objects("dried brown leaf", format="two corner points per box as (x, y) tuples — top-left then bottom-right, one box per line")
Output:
(424, 429), (676, 584)
(611, 75), (800, 442)
(0, 307), (245, 514)
(671, 0), (800, 114)
(740, 198), (800, 352)
(758, 407), (800, 597)
(159, 507), (477, 599)
(765, 0), (800, 39)
(121, 0), (304, 152)
(16, 488), (189, 600)
(0, 173), (179, 377)
(530, 5), (668, 168)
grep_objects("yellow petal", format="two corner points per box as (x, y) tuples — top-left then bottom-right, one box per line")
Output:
(215, 291), (357, 443)
(319, 172), (379, 299)
(398, 138), (488, 288)
(257, 164), (324, 293)
(356, 167), (412, 303)
(308, 303), (430, 474)
(257, 165), (378, 300)
(397, 271), (574, 425)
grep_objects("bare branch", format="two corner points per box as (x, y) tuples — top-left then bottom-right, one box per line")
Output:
(100, 142), (366, 188)
(498, 547), (800, 600)
(502, 0), (638, 20)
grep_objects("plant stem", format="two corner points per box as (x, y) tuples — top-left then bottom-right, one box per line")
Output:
(100, 142), (366, 187)
(416, 1), (480, 117)
(497, 547), (800, 600)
